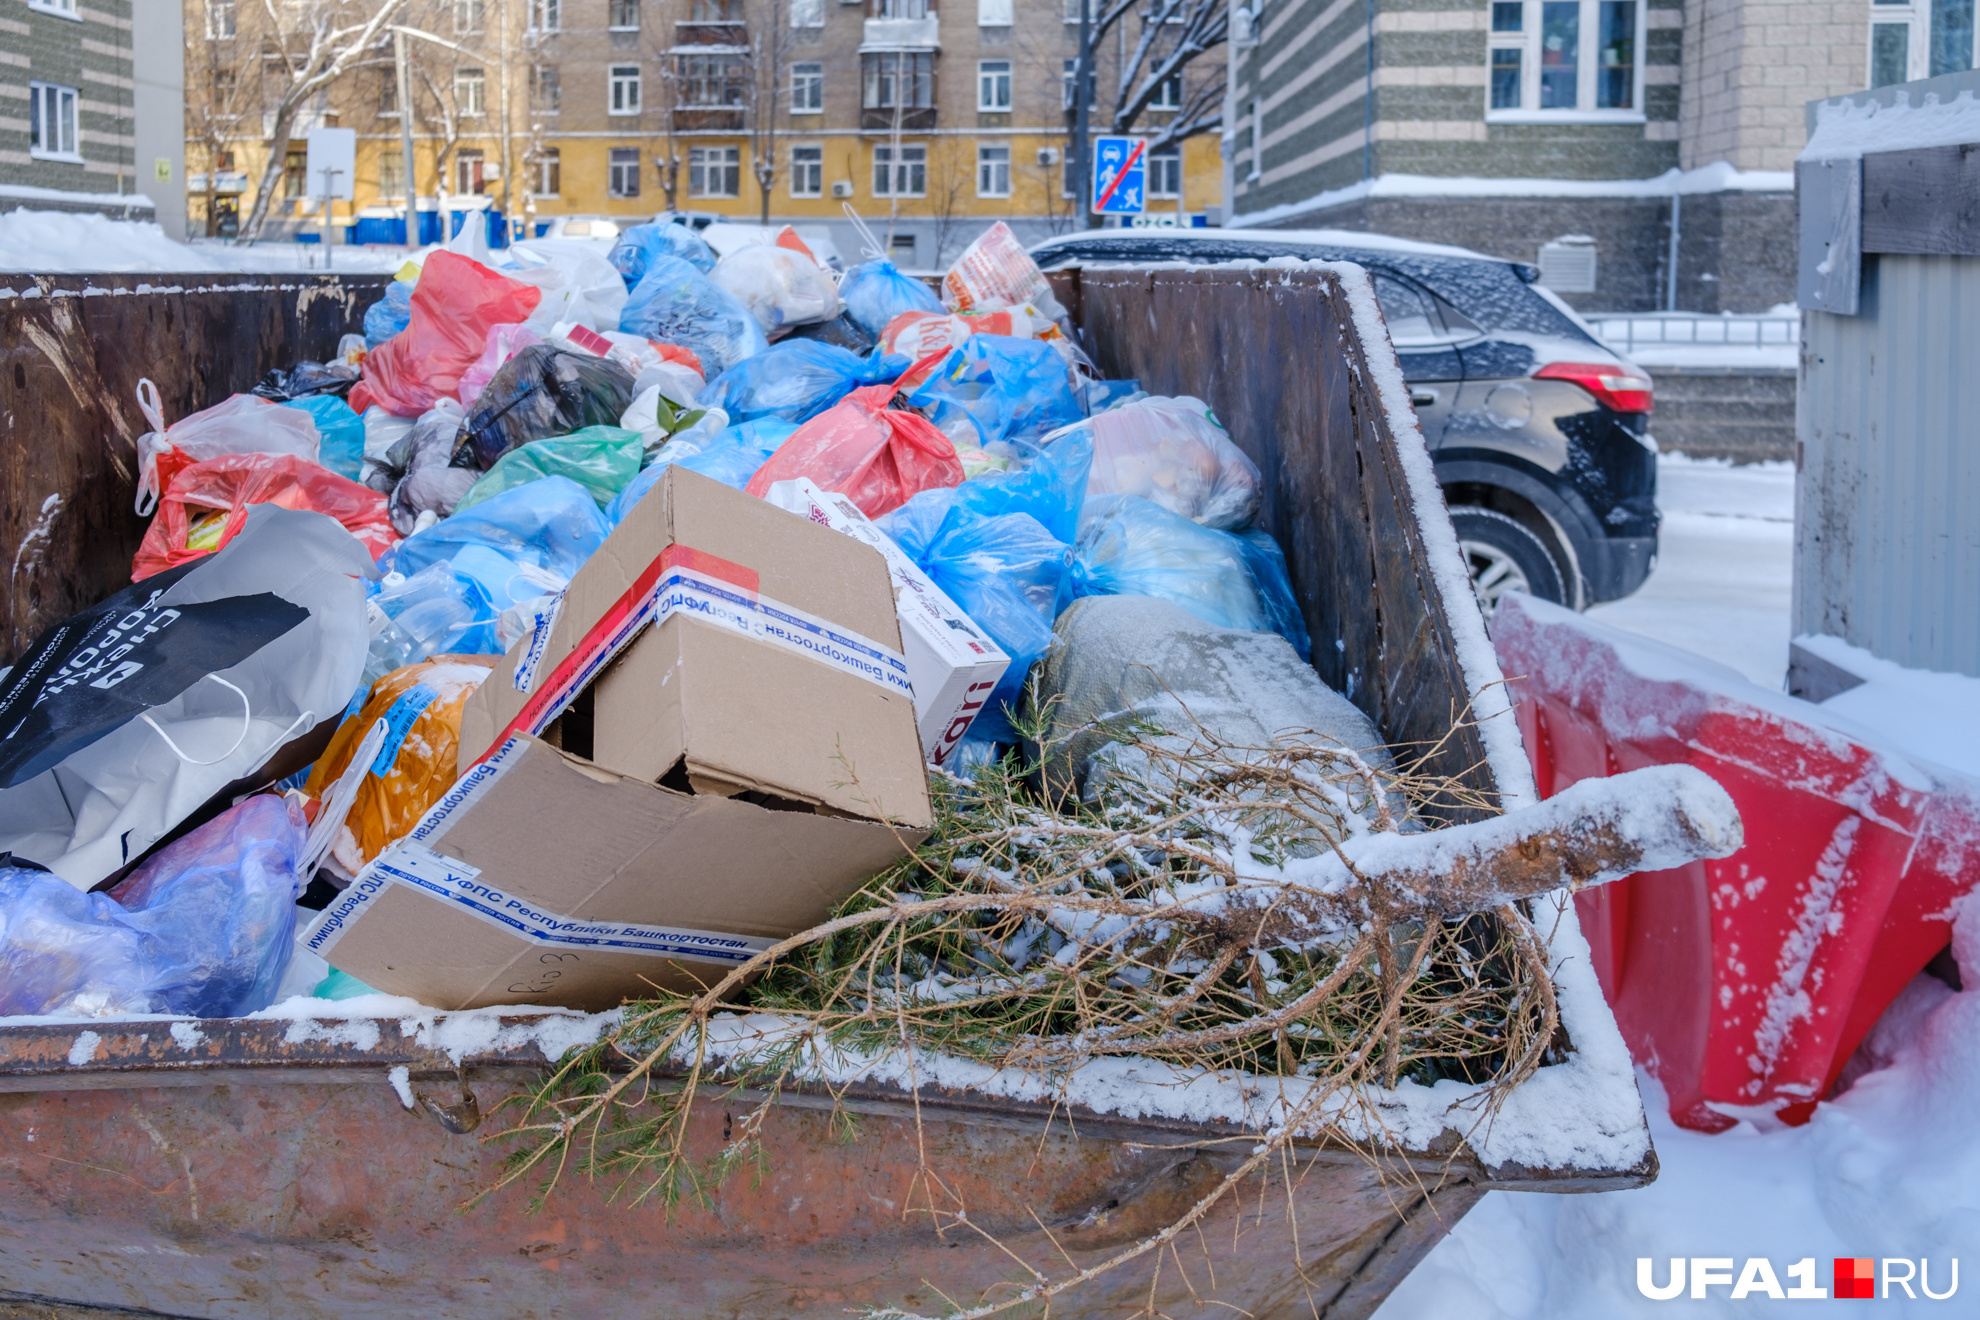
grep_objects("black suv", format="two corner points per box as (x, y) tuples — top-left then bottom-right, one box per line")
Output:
(1029, 228), (1660, 611)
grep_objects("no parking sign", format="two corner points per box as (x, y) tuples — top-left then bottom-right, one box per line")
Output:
(1091, 136), (1146, 215)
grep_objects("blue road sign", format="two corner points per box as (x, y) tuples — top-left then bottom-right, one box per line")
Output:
(1092, 136), (1147, 215)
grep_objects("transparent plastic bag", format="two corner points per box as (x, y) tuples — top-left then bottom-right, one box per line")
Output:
(942, 221), (1064, 319)
(280, 393), (366, 481)
(348, 251), (543, 418)
(1071, 494), (1310, 658)
(618, 255), (768, 379)
(698, 340), (896, 425)
(1080, 395), (1262, 531)
(450, 343), (637, 471)
(303, 656), (499, 871)
(743, 382), (963, 519)
(907, 334), (1084, 451)
(363, 279), (413, 348)
(455, 424), (643, 513)
(382, 474), (610, 609)
(840, 258), (945, 337)
(134, 386), (322, 516)
(133, 452), (398, 580)
(0, 795), (307, 1018)
(363, 560), (502, 686)
(456, 323), (542, 410)
(609, 221), (718, 287)
(374, 399), (475, 535)
(710, 244), (842, 334)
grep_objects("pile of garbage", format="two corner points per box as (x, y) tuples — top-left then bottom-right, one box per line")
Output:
(0, 220), (1318, 1022)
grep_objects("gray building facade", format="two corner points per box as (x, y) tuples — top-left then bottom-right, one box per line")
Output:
(0, 0), (155, 217)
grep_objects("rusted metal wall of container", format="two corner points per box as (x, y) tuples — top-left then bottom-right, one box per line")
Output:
(0, 273), (390, 666)
(1796, 254), (1980, 676)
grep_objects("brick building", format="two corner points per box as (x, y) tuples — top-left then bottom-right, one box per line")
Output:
(0, 0), (183, 231)
(1224, 0), (1902, 311)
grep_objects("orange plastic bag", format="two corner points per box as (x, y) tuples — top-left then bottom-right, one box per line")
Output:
(878, 307), (1067, 387)
(744, 381), (963, 519)
(303, 656), (498, 873)
(348, 251), (542, 417)
(132, 452), (399, 581)
(941, 221), (1055, 314)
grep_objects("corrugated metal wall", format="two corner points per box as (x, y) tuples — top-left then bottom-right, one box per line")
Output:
(1797, 254), (1980, 676)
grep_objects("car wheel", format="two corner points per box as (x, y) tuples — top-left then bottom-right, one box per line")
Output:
(1449, 507), (1568, 615)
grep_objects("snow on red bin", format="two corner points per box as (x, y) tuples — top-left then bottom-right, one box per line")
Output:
(1493, 594), (1980, 1131)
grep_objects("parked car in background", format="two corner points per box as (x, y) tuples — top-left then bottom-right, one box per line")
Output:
(1029, 229), (1660, 613)
(538, 215), (622, 244)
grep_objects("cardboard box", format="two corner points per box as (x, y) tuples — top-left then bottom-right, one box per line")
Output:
(764, 478), (1009, 767)
(313, 467), (931, 1011)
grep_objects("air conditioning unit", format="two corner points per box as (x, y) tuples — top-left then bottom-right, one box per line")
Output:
(1037, 147), (1060, 166)
(831, 180), (855, 199)
(1537, 234), (1598, 293)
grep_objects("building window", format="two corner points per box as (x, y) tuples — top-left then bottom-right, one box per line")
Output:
(977, 143), (1010, 196)
(1148, 143), (1180, 198)
(28, 0), (79, 15)
(1248, 99), (1261, 180)
(28, 82), (79, 160)
(680, 54), (746, 106)
(205, 1), (236, 39)
(977, 60), (1012, 111)
(609, 0), (641, 29)
(456, 150), (487, 195)
(1487, 0), (1643, 117)
(534, 65), (560, 112)
(791, 144), (823, 197)
(533, 147), (561, 197)
(529, 0), (560, 31)
(875, 0), (929, 16)
(283, 149), (308, 199)
(609, 147), (642, 197)
(979, 0), (1013, 24)
(691, 0), (742, 16)
(378, 69), (399, 116)
(609, 65), (642, 114)
(1149, 74), (1182, 111)
(791, 61), (824, 113)
(1933, 0), (1975, 75)
(379, 152), (405, 200)
(454, 0), (484, 34)
(1868, 0), (1980, 86)
(455, 67), (486, 116)
(1872, 19), (1913, 86)
(690, 145), (741, 196)
(873, 143), (927, 196)
(1063, 58), (1076, 109)
(863, 52), (935, 110)
(792, 0), (825, 26)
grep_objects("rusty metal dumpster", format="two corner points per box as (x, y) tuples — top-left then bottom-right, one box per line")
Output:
(0, 263), (1655, 1319)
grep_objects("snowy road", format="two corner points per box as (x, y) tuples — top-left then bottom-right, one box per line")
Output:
(1377, 455), (1979, 1317)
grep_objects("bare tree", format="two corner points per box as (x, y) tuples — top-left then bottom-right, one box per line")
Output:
(746, 0), (793, 224)
(411, 57), (466, 212)
(185, 6), (254, 237)
(923, 143), (972, 266)
(240, 0), (410, 241)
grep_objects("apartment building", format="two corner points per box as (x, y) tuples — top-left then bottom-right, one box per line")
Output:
(0, 0), (183, 231)
(1225, 0), (1902, 311)
(189, 0), (1223, 265)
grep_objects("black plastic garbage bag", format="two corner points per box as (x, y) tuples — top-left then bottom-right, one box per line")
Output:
(784, 312), (877, 356)
(449, 344), (636, 471)
(249, 360), (359, 402)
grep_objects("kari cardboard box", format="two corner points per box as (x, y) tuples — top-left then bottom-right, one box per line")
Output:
(314, 467), (930, 1011)
(764, 478), (1009, 767)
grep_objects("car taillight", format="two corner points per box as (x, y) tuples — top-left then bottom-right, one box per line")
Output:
(1534, 361), (1654, 414)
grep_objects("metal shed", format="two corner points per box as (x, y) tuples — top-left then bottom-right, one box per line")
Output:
(1793, 69), (1980, 695)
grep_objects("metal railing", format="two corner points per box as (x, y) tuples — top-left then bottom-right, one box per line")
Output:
(1590, 310), (1799, 356)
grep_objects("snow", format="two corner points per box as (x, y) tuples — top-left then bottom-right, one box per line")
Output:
(1587, 455), (1796, 688)
(1802, 87), (1980, 162)
(0, 183), (156, 209)
(1233, 163), (1796, 230)
(0, 208), (410, 274)
(1797, 635), (1980, 782)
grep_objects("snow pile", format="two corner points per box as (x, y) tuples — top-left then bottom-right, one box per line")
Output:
(1378, 899), (1980, 1317)
(1802, 88), (1980, 162)
(1796, 634), (1980, 781)
(0, 208), (409, 274)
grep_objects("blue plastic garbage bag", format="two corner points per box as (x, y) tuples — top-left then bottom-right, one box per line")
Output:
(363, 560), (501, 685)
(0, 795), (306, 1018)
(908, 335), (1084, 450)
(1071, 495), (1311, 660)
(381, 475), (610, 609)
(609, 221), (718, 287)
(363, 280), (413, 349)
(619, 255), (768, 379)
(281, 394), (366, 481)
(946, 425), (1093, 545)
(839, 258), (945, 337)
(607, 418), (799, 523)
(698, 341), (902, 426)
(878, 490), (1074, 743)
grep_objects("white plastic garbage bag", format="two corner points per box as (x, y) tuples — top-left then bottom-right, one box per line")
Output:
(510, 238), (630, 333)
(0, 505), (373, 890)
(710, 244), (842, 334)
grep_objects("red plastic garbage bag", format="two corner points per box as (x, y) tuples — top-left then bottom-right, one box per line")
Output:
(744, 381), (963, 519)
(347, 252), (541, 417)
(133, 452), (398, 580)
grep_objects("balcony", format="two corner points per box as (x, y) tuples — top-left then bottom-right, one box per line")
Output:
(674, 19), (746, 46)
(860, 16), (939, 49)
(861, 106), (937, 131)
(672, 106), (747, 133)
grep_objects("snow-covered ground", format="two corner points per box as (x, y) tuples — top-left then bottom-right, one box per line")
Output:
(0, 209), (407, 274)
(1379, 453), (1979, 1316)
